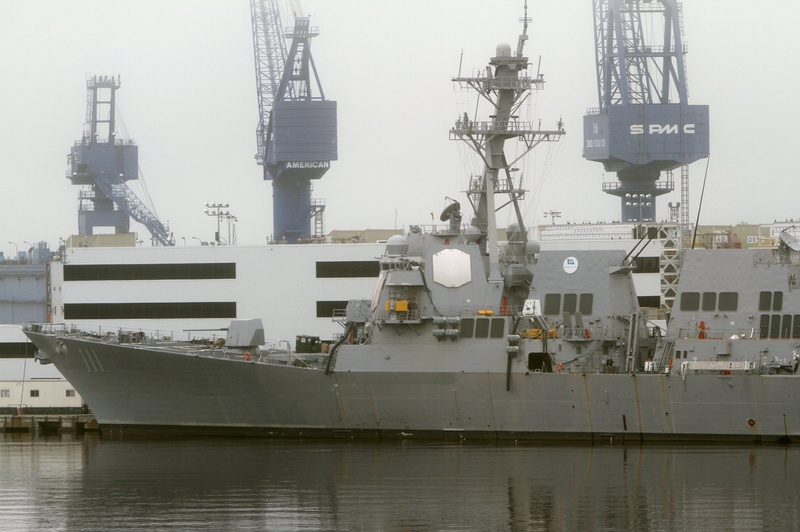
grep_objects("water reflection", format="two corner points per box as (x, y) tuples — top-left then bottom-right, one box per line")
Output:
(2, 435), (798, 531)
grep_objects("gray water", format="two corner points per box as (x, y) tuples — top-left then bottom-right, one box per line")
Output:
(1, 434), (798, 531)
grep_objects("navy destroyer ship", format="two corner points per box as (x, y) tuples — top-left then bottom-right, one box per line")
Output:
(23, 12), (800, 442)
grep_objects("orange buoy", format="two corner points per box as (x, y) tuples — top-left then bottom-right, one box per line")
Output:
(243, 352), (252, 361)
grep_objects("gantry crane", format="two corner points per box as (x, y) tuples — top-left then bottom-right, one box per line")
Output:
(250, 0), (337, 243)
(67, 75), (174, 246)
(582, 0), (709, 224)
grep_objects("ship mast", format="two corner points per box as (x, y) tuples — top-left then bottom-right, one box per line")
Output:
(450, 2), (564, 281)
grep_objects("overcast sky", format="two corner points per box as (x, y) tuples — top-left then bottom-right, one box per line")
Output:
(1, 1), (799, 255)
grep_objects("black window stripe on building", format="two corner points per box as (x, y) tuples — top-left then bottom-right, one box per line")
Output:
(64, 302), (237, 320)
(317, 301), (348, 318)
(316, 261), (380, 278)
(64, 263), (236, 281)
(0, 342), (37, 358)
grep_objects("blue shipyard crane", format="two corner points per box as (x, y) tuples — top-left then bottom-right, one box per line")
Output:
(583, 0), (709, 223)
(67, 75), (174, 246)
(250, 0), (337, 243)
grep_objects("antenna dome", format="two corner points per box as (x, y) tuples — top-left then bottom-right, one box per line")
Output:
(496, 43), (512, 57)
(465, 226), (481, 243)
(385, 234), (408, 256)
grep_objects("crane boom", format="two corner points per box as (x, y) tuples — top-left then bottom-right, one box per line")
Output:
(92, 173), (174, 247)
(251, 0), (293, 170)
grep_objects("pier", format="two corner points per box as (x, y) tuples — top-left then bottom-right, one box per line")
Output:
(1, 414), (98, 434)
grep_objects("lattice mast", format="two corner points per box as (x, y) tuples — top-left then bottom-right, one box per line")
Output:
(251, 0), (337, 243)
(450, 3), (564, 281)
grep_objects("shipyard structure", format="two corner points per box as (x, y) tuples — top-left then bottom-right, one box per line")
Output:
(68, 76), (174, 246)
(582, 0), (709, 226)
(251, 0), (338, 243)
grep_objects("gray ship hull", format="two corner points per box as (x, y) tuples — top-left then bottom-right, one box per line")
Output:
(27, 331), (800, 442)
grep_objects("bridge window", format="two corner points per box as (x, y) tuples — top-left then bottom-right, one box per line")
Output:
(759, 291), (771, 311)
(759, 291), (783, 311)
(579, 294), (594, 315)
(759, 315), (770, 339)
(680, 291), (737, 312)
(701, 292), (716, 311)
(490, 318), (505, 338)
(718, 292), (738, 311)
(543, 294), (560, 315)
(770, 315), (781, 339)
(563, 293), (577, 313)
(773, 292), (783, 311)
(460, 318), (474, 338)
(475, 318), (490, 338)
(782, 315), (793, 339)
(680, 292), (700, 311)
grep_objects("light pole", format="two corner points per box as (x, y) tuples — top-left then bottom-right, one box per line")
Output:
(224, 215), (238, 246)
(23, 241), (33, 263)
(204, 202), (230, 245)
(543, 210), (562, 225)
(625, 193), (652, 237)
(625, 193), (652, 222)
(8, 242), (18, 262)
